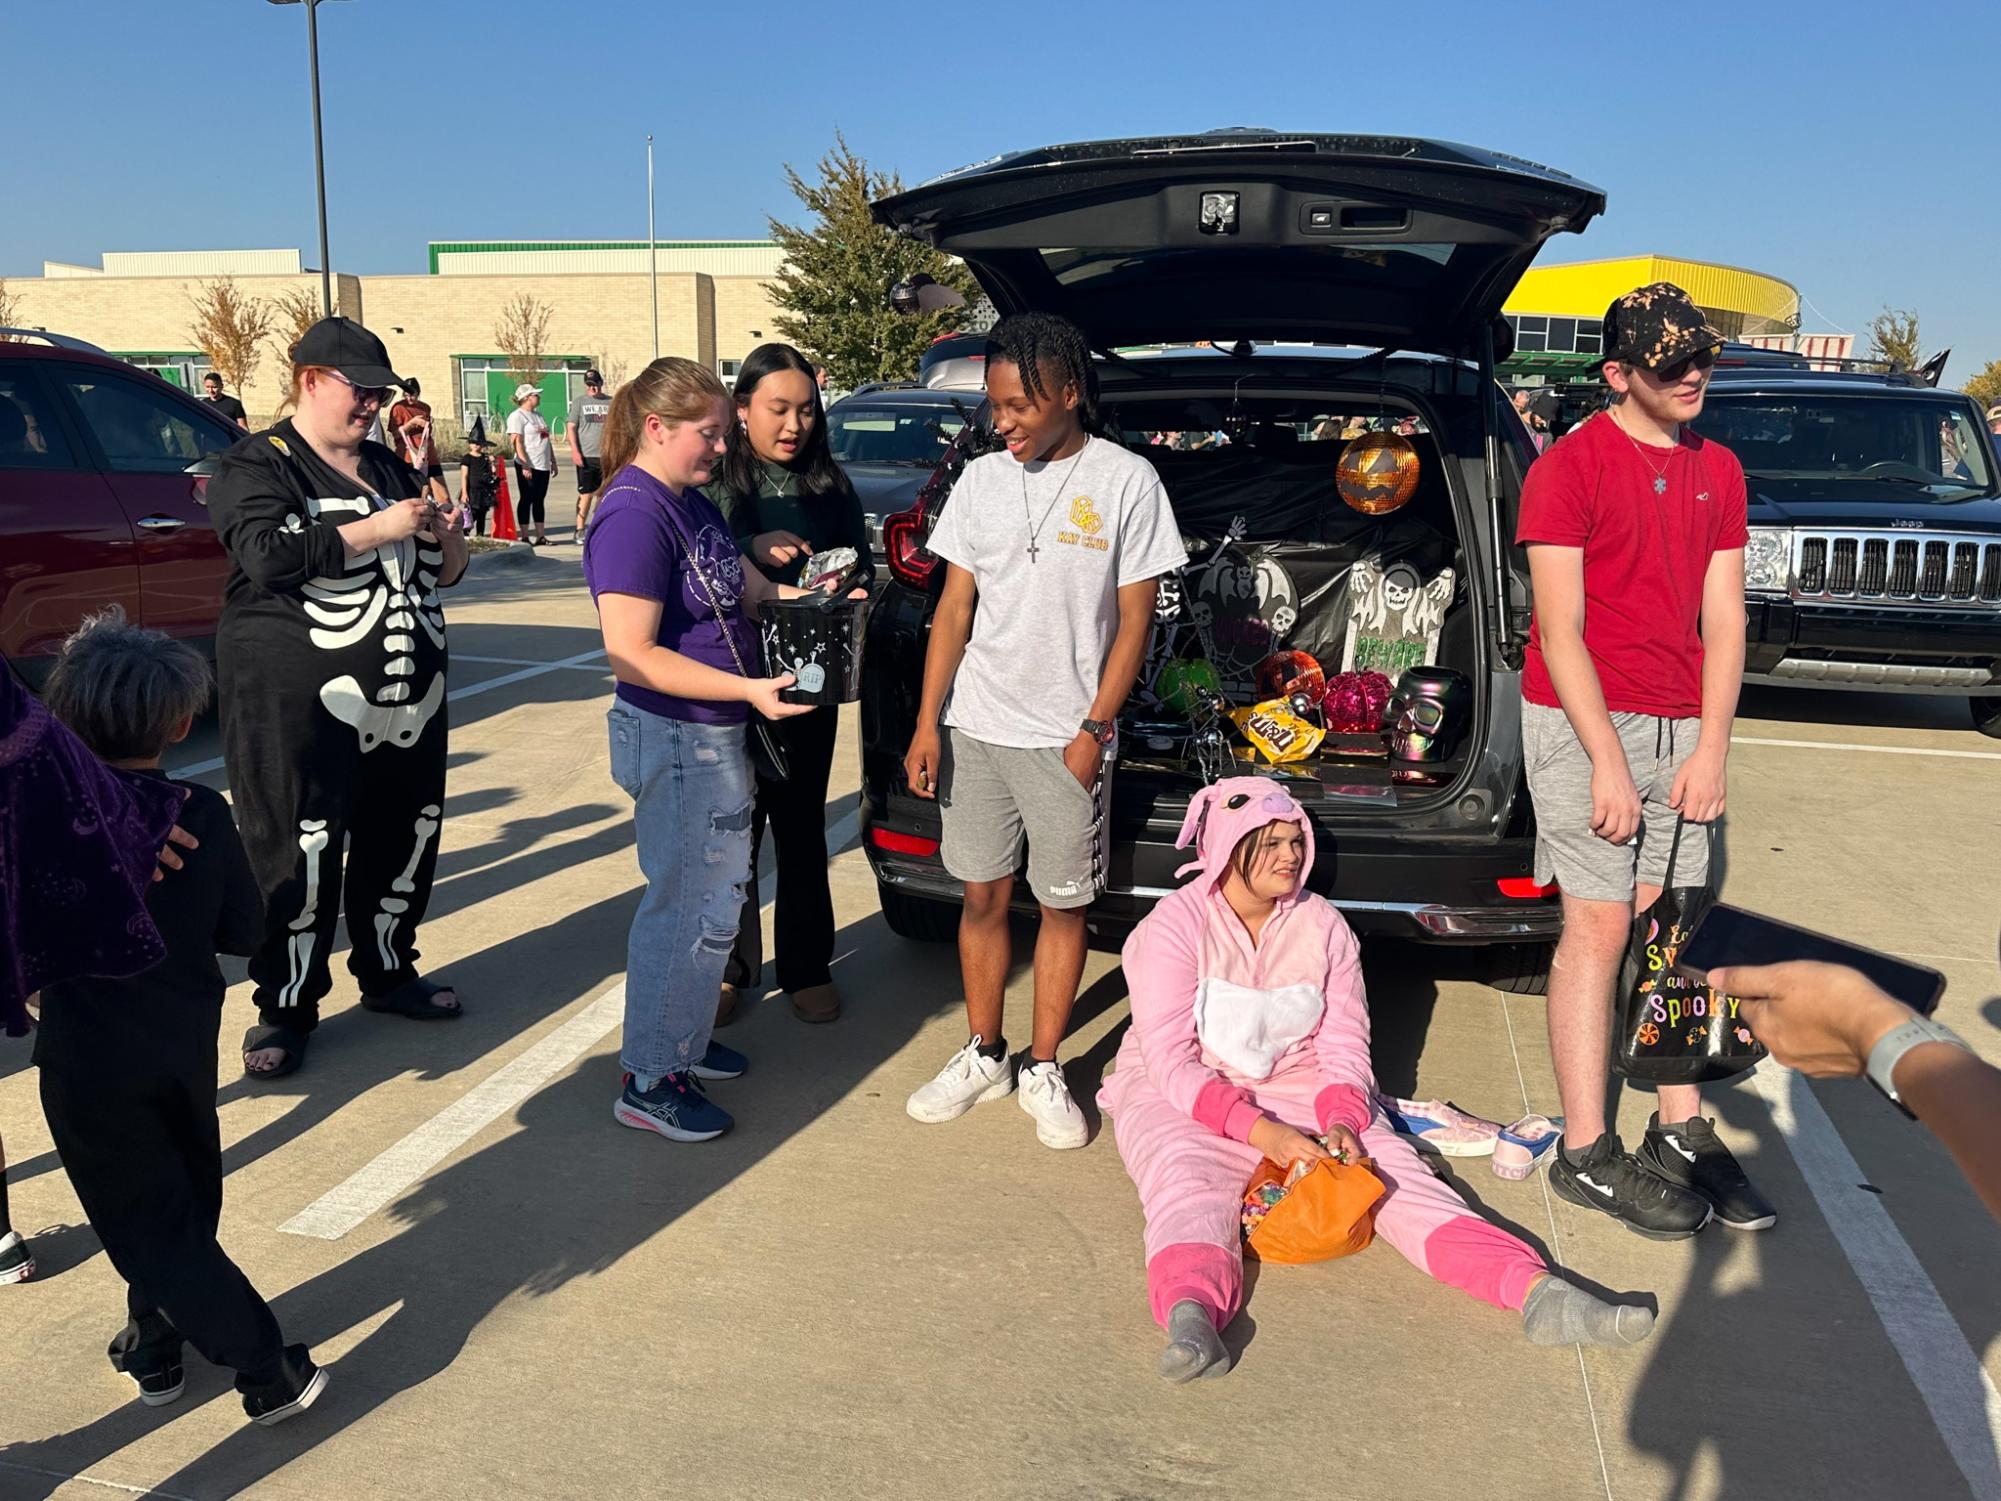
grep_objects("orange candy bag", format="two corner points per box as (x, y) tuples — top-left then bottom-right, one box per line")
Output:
(1241, 1153), (1386, 1264)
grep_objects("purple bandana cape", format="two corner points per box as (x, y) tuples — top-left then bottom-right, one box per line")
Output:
(1, 666), (187, 1034)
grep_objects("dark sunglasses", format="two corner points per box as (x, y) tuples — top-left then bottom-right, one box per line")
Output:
(1654, 346), (1718, 384)
(323, 369), (391, 404)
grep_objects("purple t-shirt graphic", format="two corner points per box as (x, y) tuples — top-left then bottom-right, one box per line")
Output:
(582, 464), (755, 725)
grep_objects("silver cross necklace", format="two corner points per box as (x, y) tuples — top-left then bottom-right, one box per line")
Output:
(1609, 408), (1678, 495)
(1020, 438), (1090, 562)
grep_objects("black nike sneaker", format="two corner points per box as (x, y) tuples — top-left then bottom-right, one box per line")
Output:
(1641, 1114), (1777, 1231)
(1550, 1131), (1712, 1241)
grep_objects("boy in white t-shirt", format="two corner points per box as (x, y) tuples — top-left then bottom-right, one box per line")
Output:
(903, 313), (1187, 1149)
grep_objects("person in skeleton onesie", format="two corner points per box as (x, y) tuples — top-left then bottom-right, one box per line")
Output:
(206, 318), (469, 1080)
(1102, 777), (1657, 1381)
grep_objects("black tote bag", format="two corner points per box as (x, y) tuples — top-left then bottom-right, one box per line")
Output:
(1613, 816), (1767, 1084)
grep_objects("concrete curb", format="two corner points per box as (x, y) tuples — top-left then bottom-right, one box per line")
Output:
(471, 542), (543, 569)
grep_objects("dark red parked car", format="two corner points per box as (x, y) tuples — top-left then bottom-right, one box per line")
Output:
(0, 331), (236, 683)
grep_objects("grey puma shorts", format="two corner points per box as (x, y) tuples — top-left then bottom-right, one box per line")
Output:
(938, 726), (1110, 910)
(1521, 700), (1713, 903)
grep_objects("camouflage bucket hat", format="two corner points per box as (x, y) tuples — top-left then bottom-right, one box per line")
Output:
(1601, 282), (1725, 372)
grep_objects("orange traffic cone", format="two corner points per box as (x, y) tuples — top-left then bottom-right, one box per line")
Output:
(494, 458), (518, 541)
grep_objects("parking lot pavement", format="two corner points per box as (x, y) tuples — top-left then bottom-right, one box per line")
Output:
(3, 548), (1999, 1501)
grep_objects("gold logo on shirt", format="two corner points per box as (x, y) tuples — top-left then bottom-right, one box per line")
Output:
(1070, 494), (1103, 536)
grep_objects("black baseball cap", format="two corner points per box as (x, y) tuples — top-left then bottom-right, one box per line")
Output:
(584, 367), (604, 383)
(292, 316), (407, 388)
(1601, 282), (1725, 372)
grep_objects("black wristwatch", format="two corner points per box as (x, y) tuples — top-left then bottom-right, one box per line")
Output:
(1080, 718), (1115, 747)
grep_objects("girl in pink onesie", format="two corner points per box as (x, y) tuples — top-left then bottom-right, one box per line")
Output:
(1101, 777), (1656, 1381)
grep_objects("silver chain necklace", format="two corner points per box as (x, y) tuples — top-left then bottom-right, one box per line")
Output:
(1020, 438), (1090, 562)
(1609, 408), (1678, 495)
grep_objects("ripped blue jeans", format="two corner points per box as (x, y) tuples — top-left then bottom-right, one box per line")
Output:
(607, 702), (753, 1077)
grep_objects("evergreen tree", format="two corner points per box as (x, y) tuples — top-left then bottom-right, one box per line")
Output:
(767, 134), (978, 390)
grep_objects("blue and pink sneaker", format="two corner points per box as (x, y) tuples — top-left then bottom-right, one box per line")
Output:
(1377, 1096), (1504, 1157)
(1492, 1114), (1565, 1180)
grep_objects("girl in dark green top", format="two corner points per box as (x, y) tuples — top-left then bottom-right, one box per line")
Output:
(710, 343), (874, 1027)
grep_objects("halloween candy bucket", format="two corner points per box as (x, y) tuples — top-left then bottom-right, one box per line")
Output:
(760, 594), (873, 706)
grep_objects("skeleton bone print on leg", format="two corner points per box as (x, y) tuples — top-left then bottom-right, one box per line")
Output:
(374, 803), (442, 968)
(300, 493), (449, 749)
(279, 819), (332, 1010)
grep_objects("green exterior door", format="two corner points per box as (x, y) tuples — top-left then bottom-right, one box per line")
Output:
(486, 371), (572, 438)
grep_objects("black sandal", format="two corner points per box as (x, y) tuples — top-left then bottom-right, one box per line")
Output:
(242, 1024), (310, 1080)
(361, 976), (463, 1021)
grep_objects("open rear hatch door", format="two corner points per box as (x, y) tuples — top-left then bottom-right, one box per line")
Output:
(873, 132), (1605, 356)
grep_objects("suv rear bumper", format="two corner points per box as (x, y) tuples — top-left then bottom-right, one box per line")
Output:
(863, 807), (1562, 945)
(1745, 599), (2001, 691)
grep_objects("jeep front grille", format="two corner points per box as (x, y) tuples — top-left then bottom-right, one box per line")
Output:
(1790, 531), (2001, 607)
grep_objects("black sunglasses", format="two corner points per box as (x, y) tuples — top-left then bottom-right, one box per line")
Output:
(1654, 346), (1718, 384)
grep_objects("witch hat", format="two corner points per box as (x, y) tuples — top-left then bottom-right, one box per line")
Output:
(467, 413), (489, 446)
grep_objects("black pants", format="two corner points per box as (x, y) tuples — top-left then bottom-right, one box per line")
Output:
(40, 1051), (288, 1391)
(515, 466), (551, 528)
(469, 503), (491, 537)
(223, 663), (449, 1033)
(725, 704), (839, 994)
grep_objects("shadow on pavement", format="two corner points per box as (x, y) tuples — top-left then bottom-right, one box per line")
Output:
(0, 898), (964, 1500)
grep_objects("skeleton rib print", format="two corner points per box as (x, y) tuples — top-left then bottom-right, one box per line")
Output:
(299, 493), (449, 753)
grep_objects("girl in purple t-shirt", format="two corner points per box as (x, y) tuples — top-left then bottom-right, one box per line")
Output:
(582, 358), (819, 1144)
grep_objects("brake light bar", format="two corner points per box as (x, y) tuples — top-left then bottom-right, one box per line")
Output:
(1496, 877), (1559, 899)
(870, 827), (941, 857)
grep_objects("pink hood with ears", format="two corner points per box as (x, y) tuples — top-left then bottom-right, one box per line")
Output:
(1173, 775), (1317, 894)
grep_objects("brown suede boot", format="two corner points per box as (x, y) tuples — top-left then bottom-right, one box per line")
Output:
(789, 984), (840, 1024)
(715, 983), (740, 1028)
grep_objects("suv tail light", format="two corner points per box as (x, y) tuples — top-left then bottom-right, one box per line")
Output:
(884, 504), (942, 591)
(884, 436), (978, 593)
(1496, 877), (1559, 899)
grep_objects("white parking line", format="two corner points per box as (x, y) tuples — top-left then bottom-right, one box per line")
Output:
(1733, 735), (2001, 762)
(1749, 1061), (2001, 1500)
(280, 806), (865, 1242)
(453, 653), (614, 672)
(166, 649), (609, 781)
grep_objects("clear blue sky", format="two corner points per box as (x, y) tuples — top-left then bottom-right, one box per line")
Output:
(7, 0), (1999, 378)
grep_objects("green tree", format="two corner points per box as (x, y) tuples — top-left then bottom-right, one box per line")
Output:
(1963, 358), (2001, 412)
(766, 133), (979, 390)
(1865, 306), (1923, 371)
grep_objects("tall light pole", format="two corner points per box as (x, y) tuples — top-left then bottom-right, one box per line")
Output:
(267, 0), (347, 316)
(647, 134), (659, 360)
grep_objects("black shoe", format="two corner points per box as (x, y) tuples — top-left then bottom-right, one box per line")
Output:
(128, 1363), (186, 1408)
(1641, 1114), (1777, 1231)
(241, 1346), (328, 1426)
(1550, 1132), (1712, 1241)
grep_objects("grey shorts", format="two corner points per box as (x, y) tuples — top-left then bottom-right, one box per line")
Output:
(938, 726), (1110, 910)
(1521, 700), (1712, 903)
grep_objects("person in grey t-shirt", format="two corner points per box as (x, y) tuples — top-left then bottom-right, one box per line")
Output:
(903, 313), (1187, 1151)
(568, 368), (613, 534)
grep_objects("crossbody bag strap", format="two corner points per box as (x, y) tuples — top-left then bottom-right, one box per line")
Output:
(646, 492), (761, 685)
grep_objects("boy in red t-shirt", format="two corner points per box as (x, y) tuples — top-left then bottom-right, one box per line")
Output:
(1516, 283), (1774, 1240)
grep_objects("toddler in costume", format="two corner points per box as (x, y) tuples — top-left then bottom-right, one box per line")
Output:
(1101, 776), (1655, 1380)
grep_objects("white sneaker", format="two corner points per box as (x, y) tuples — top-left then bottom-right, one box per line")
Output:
(1017, 1060), (1089, 1150)
(906, 1036), (1015, 1124)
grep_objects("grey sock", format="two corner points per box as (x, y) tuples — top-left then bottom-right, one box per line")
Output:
(1521, 1275), (1656, 1349)
(1157, 1300), (1230, 1383)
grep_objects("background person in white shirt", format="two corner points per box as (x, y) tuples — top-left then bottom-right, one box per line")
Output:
(506, 384), (556, 546)
(903, 312), (1187, 1150)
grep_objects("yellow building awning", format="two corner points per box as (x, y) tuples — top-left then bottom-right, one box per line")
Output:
(1503, 255), (1799, 338)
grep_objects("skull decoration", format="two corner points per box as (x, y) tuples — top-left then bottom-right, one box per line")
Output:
(1381, 565), (1418, 614)
(1385, 666), (1473, 783)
